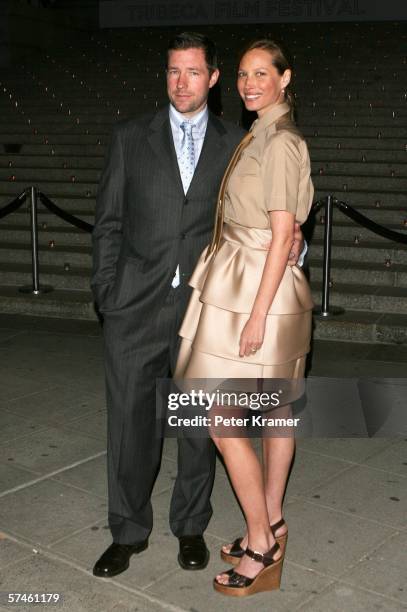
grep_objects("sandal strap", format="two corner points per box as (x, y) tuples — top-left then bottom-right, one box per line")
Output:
(270, 518), (286, 535)
(245, 542), (280, 566)
(217, 568), (254, 588)
(229, 537), (244, 555)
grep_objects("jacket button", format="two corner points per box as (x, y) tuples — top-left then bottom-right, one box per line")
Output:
(184, 198), (189, 206)
(180, 233), (186, 239)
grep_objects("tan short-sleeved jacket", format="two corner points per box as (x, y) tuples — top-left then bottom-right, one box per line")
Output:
(224, 102), (314, 228)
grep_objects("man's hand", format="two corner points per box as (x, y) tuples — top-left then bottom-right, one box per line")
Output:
(288, 222), (304, 266)
(262, 223), (305, 267)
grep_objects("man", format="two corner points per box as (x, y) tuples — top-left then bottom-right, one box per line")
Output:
(91, 32), (305, 578)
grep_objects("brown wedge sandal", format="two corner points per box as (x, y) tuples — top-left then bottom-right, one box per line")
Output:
(220, 518), (288, 565)
(214, 542), (283, 597)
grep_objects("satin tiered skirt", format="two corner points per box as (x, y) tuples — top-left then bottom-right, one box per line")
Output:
(174, 223), (314, 381)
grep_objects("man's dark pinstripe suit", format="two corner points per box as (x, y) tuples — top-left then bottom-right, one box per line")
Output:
(91, 106), (244, 543)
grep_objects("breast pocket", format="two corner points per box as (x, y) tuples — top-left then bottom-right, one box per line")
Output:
(236, 155), (259, 177)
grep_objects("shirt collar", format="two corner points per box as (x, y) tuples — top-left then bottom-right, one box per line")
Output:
(250, 102), (291, 137)
(169, 103), (208, 134)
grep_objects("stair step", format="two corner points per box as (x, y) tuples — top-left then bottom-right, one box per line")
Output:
(311, 240), (407, 264)
(311, 282), (407, 314)
(0, 209), (95, 227)
(0, 194), (96, 211)
(313, 189), (406, 207)
(0, 155), (105, 169)
(313, 310), (407, 345)
(0, 167), (101, 182)
(308, 259), (407, 288)
(0, 226), (92, 246)
(308, 137), (406, 150)
(0, 241), (92, 264)
(310, 150), (407, 163)
(312, 222), (407, 242)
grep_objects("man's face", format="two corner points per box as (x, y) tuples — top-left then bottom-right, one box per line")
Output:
(167, 47), (219, 118)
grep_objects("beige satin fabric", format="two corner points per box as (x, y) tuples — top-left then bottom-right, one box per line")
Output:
(175, 223), (313, 375)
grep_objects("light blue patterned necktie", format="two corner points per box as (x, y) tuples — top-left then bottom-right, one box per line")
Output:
(172, 120), (195, 289)
(179, 121), (195, 194)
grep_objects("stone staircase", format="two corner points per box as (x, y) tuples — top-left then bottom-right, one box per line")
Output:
(0, 21), (406, 343)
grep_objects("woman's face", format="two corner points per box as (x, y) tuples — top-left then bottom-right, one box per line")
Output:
(237, 49), (291, 117)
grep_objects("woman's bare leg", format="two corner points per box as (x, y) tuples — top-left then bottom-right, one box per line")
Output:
(211, 432), (280, 582)
(262, 435), (294, 531)
(221, 411), (294, 555)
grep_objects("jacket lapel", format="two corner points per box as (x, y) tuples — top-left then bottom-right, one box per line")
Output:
(147, 107), (184, 193)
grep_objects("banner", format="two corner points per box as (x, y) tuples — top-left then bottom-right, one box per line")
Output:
(99, 0), (407, 28)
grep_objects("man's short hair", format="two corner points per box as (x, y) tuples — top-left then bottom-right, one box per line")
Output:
(167, 32), (218, 74)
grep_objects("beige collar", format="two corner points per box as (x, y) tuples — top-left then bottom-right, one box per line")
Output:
(250, 102), (291, 137)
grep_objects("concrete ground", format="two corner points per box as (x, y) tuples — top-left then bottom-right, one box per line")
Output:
(0, 314), (406, 612)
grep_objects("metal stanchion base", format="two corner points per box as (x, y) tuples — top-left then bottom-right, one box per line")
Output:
(18, 285), (54, 295)
(313, 306), (345, 318)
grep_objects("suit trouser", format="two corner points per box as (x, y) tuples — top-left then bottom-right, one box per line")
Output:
(103, 287), (216, 543)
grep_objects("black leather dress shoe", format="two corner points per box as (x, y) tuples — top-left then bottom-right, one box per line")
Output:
(178, 535), (209, 570)
(93, 540), (148, 577)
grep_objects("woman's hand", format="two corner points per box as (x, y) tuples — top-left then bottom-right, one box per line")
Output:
(239, 313), (266, 357)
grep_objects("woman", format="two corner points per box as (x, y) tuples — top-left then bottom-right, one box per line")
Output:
(174, 39), (314, 596)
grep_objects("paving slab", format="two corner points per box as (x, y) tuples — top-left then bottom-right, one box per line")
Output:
(340, 531), (407, 604)
(296, 437), (395, 464)
(0, 330), (102, 356)
(50, 454), (107, 500)
(281, 499), (396, 577)
(285, 449), (353, 497)
(0, 545), (171, 612)
(0, 534), (33, 570)
(0, 425), (105, 474)
(2, 385), (103, 426)
(146, 551), (333, 612)
(363, 438), (407, 477)
(303, 464), (406, 529)
(0, 328), (24, 343)
(366, 344), (407, 363)
(0, 462), (38, 493)
(0, 371), (52, 402)
(0, 407), (50, 444)
(1, 358), (104, 390)
(0, 479), (106, 546)
(298, 581), (405, 612)
(61, 408), (107, 441)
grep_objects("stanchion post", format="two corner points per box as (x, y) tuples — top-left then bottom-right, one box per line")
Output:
(19, 186), (53, 295)
(321, 194), (333, 316)
(30, 186), (40, 294)
(314, 194), (344, 318)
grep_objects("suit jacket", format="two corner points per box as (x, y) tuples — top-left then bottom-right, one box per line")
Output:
(91, 106), (245, 321)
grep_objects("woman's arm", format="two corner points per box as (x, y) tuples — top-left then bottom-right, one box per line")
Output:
(239, 210), (294, 357)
